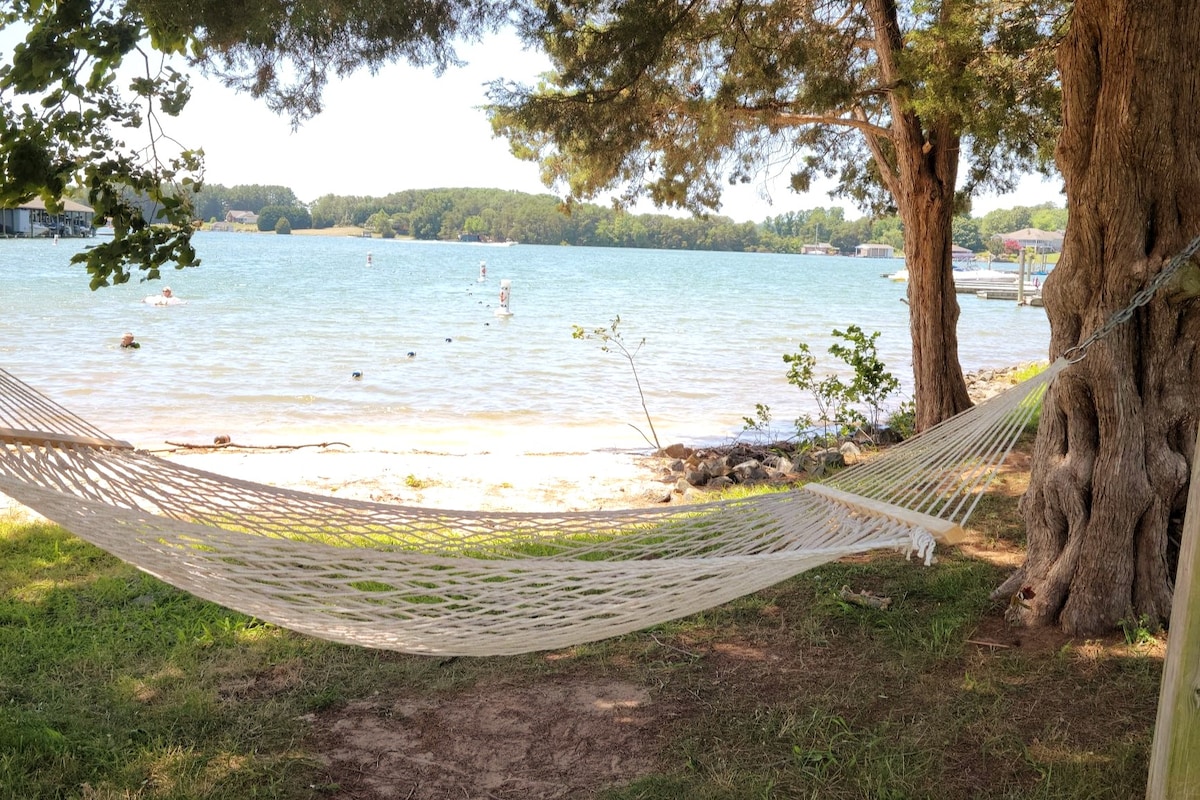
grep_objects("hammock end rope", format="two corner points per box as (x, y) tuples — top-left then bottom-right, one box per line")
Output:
(905, 530), (938, 567)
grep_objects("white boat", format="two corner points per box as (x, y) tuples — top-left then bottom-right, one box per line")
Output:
(888, 267), (1013, 285)
(955, 267), (1020, 281)
(887, 265), (1040, 293)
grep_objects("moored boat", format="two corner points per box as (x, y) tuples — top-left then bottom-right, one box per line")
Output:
(886, 265), (1041, 295)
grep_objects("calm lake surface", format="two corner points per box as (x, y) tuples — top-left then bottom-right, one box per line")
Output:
(1, 233), (1051, 452)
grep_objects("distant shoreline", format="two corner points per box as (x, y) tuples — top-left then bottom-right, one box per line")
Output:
(201, 223), (381, 238)
(199, 224), (520, 245)
(290, 225), (376, 238)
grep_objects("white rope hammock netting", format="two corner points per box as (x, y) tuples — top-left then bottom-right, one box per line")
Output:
(0, 362), (1063, 656)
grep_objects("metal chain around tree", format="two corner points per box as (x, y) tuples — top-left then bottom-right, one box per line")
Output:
(1063, 233), (1200, 363)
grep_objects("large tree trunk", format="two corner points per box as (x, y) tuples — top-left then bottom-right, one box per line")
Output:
(869, 0), (972, 431)
(1001, 1), (1200, 634)
(897, 171), (973, 431)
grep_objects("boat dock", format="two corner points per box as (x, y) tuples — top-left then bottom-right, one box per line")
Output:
(886, 273), (1045, 306)
(974, 287), (1044, 306)
(883, 257), (1048, 307)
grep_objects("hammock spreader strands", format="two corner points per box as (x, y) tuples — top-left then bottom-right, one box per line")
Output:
(0, 361), (1064, 656)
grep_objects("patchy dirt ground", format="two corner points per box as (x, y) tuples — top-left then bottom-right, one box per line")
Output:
(296, 367), (1153, 800)
(304, 616), (1129, 800)
(312, 677), (679, 799)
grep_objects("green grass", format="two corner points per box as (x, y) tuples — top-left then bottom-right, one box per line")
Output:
(1010, 361), (1050, 384)
(590, 550), (1160, 800)
(0, 493), (1163, 799)
(202, 504), (754, 560)
(0, 518), (521, 798)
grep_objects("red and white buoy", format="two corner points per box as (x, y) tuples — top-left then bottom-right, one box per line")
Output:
(478, 260), (487, 282)
(494, 279), (514, 317)
(366, 252), (373, 267)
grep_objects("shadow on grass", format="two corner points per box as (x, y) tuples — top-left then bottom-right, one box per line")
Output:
(1, 501), (1163, 800)
(0, 520), (536, 798)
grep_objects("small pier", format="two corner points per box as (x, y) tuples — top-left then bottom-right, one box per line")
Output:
(975, 288), (1044, 306)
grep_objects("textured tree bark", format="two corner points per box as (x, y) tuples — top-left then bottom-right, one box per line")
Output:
(1002, 1), (1200, 634)
(897, 168), (973, 431)
(868, 0), (972, 431)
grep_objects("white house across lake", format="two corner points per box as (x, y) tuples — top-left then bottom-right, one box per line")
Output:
(855, 243), (895, 258)
(1000, 227), (1064, 254)
(0, 197), (95, 238)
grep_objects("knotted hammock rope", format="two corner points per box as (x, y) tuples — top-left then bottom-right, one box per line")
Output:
(0, 362), (1062, 656)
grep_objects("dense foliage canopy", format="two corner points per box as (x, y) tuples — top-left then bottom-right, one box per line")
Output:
(0, 0), (500, 288)
(488, 1), (1062, 216)
(255, 203), (311, 231)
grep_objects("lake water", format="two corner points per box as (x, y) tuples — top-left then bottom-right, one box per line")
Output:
(0, 233), (1050, 453)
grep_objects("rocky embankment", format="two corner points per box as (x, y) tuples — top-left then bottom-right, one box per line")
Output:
(963, 361), (1048, 403)
(654, 361), (1048, 499)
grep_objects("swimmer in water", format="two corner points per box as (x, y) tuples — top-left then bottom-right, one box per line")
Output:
(143, 286), (183, 306)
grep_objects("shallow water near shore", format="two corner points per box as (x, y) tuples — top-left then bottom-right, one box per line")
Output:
(1, 233), (1050, 453)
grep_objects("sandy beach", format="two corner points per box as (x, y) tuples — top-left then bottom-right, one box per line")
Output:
(289, 225), (370, 237)
(163, 444), (675, 510)
(0, 363), (1040, 522)
(1, 443), (676, 521)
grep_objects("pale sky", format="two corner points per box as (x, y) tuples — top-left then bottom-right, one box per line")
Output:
(8, 26), (1064, 223)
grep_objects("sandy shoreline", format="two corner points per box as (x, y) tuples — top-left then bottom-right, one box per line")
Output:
(220, 224), (387, 238)
(2, 444), (676, 522)
(2, 364), (1042, 522)
(165, 445), (675, 511)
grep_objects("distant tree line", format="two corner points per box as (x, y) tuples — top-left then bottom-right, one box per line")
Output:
(189, 185), (301, 222)
(760, 203), (1067, 255)
(255, 204), (312, 231)
(179, 184), (1066, 255)
(108, 184), (315, 232)
(306, 187), (771, 250)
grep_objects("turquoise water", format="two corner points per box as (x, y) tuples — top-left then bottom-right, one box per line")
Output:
(0, 233), (1050, 452)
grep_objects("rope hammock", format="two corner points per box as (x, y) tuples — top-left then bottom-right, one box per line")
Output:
(0, 362), (1062, 656)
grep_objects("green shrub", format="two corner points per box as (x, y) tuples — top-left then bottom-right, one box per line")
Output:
(887, 400), (916, 440)
(779, 325), (901, 447)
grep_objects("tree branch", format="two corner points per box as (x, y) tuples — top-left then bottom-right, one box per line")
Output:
(864, 0), (926, 185)
(732, 106), (892, 140)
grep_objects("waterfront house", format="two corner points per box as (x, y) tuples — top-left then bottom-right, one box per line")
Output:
(801, 242), (838, 255)
(1001, 227), (1064, 254)
(855, 243), (895, 258)
(0, 197), (95, 237)
(225, 210), (259, 225)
